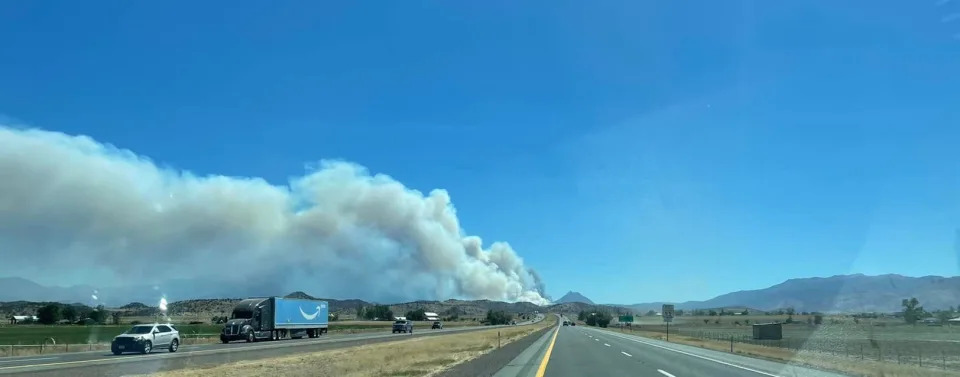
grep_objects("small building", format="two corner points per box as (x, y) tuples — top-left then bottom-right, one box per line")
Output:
(9, 315), (38, 324)
(424, 312), (440, 321)
(752, 322), (783, 340)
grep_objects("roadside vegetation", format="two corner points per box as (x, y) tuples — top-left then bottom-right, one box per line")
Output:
(132, 315), (556, 377)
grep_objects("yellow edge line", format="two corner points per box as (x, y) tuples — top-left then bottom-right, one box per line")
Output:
(534, 319), (561, 377)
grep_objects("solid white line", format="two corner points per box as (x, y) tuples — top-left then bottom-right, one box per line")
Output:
(621, 351), (632, 357)
(658, 369), (676, 377)
(0, 357), (58, 364)
(604, 343), (610, 347)
(597, 330), (782, 377)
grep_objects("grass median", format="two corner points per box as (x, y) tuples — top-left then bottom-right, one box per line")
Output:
(134, 317), (556, 377)
(600, 327), (960, 377)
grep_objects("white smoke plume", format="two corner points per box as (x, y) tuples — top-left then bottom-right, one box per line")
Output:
(0, 126), (550, 305)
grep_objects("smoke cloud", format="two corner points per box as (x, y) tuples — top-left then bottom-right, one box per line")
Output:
(0, 126), (550, 305)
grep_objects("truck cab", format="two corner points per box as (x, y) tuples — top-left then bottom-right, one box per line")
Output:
(221, 297), (329, 343)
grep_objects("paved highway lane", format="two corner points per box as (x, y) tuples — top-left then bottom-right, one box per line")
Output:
(540, 325), (850, 377)
(0, 318), (542, 377)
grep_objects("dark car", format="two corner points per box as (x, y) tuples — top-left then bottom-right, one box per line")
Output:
(392, 320), (413, 333)
(431, 321), (443, 329)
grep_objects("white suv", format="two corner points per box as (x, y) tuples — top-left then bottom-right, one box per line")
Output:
(111, 323), (180, 355)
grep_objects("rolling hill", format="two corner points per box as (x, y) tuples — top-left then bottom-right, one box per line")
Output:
(624, 274), (960, 313)
(555, 291), (594, 305)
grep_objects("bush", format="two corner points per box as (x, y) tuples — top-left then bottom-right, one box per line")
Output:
(486, 310), (513, 325)
(37, 304), (61, 325)
(814, 314), (823, 325)
(714, 319), (720, 324)
(744, 319), (750, 324)
(405, 309), (427, 321)
(703, 319), (709, 324)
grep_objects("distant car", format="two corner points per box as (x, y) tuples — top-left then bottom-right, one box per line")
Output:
(571, 322), (576, 326)
(511, 321), (517, 325)
(393, 320), (413, 333)
(431, 321), (443, 329)
(112, 323), (180, 355)
(562, 321), (569, 326)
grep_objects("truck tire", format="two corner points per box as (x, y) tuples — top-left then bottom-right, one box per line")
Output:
(246, 331), (255, 343)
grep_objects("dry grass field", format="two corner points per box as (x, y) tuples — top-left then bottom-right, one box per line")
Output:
(132, 316), (556, 377)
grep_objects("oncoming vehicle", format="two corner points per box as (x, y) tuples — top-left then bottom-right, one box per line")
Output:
(111, 323), (180, 355)
(431, 321), (443, 329)
(393, 320), (413, 333)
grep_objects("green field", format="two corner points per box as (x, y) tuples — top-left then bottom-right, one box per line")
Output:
(0, 324), (222, 345)
(0, 320), (480, 345)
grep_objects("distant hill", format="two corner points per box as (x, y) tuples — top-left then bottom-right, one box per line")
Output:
(624, 274), (960, 313)
(555, 291), (594, 305)
(547, 301), (627, 315)
(388, 299), (542, 319)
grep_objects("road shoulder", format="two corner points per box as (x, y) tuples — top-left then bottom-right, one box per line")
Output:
(437, 325), (554, 377)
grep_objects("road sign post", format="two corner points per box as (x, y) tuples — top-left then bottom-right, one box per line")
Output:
(662, 304), (675, 341)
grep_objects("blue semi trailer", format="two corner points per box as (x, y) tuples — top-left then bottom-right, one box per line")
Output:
(221, 297), (329, 343)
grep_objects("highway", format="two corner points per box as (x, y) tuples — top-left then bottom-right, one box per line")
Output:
(0, 317), (542, 377)
(498, 316), (851, 377)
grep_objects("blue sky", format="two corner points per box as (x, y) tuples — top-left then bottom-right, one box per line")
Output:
(2, 1), (959, 304)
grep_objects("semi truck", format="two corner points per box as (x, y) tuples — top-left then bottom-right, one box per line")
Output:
(221, 297), (329, 343)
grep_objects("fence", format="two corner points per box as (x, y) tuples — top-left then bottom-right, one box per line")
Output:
(624, 325), (960, 371)
(0, 335), (220, 357)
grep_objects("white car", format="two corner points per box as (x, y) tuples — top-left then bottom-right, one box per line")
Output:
(111, 323), (180, 355)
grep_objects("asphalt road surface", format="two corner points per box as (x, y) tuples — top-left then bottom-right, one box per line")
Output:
(0, 316), (542, 377)
(535, 318), (849, 377)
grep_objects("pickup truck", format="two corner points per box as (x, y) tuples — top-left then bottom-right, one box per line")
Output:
(392, 320), (413, 333)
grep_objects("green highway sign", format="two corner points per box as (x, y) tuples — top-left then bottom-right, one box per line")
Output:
(619, 315), (634, 323)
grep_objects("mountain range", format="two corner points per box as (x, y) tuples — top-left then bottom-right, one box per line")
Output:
(619, 274), (960, 313)
(3, 274), (959, 314)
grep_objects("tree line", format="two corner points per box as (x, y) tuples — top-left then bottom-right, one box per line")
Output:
(34, 303), (117, 325)
(577, 310), (613, 327)
(356, 304), (394, 321)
